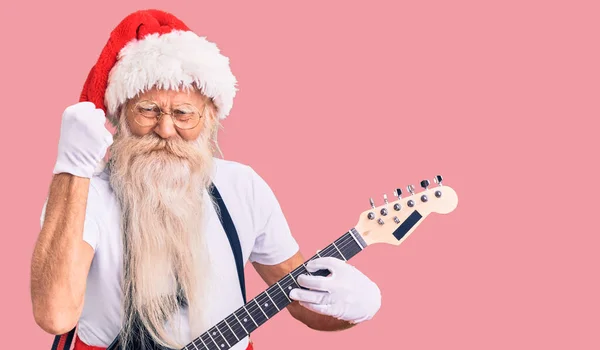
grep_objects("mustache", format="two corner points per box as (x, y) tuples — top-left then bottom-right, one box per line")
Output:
(108, 131), (213, 186)
(110, 132), (206, 165)
(130, 134), (197, 158)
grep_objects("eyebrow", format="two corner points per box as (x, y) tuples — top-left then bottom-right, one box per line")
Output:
(140, 100), (196, 106)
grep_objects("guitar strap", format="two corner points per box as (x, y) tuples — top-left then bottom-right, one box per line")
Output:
(51, 182), (247, 350)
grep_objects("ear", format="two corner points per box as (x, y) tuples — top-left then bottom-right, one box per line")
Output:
(203, 97), (219, 123)
(112, 103), (133, 135)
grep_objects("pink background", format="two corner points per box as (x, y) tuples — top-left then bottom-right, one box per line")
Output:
(1, 0), (598, 349)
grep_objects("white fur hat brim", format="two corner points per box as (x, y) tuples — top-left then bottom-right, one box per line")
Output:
(104, 30), (237, 123)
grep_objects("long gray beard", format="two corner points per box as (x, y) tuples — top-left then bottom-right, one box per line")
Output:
(107, 125), (215, 349)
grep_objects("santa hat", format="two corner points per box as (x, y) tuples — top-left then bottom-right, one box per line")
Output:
(79, 9), (237, 126)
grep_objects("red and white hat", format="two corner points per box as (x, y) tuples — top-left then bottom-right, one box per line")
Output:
(79, 9), (237, 125)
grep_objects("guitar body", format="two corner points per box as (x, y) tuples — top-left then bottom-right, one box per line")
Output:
(107, 176), (458, 350)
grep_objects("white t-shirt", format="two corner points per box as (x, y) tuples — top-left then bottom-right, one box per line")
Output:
(40, 158), (300, 349)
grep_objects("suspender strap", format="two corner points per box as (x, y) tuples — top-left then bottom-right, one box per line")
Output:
(208, 182), (247, 303)
(52, 327), (75, 350)
(51, 182), (247, 349)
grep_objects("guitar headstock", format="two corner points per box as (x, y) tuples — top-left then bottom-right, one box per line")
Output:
(355, 175), (458, 246)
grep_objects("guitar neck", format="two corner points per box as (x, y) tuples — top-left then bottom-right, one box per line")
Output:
(182, 228), (368, 350)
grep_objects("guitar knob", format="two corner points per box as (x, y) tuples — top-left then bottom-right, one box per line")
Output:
(420, 179), (430, 190)
(368, 212), (375, 220)
(434, 175), (443, 186)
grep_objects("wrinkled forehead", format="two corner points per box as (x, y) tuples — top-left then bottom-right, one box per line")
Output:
(130, 86), (208, 107)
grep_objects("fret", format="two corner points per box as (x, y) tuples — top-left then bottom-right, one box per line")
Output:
(225, 314), (247, 340)
(231, 313), (250, 336)
(199, 333), (219, 350)
(341, 231), (364, 259)
(206, 327), (228, 350)
(253, 298), (269, 319)
(222, 316), (240, 342)
(291, 265), (308, 280)
(349, 228), (366, 250)
(278, 275), (297, 299)
(332, 241), (347, 261)
(211, 326), (228, 348)
(186, 337), (202, 350)
(323, 243), (345, 260)
(275, 281), (291, 303)
(313, 243), (339, 260)
(285, 264), (314, 283)
(264, 288), (280, 311)
(268, 283), (291, 310)
(255, 292), (280, 319)
(186, 339), (202, 350)
(302, 262), (313, 275)
(197, 334), (210, 350)
(216, 321), (236, 347)
(353, 228), (368, 247)
(306, 254), (321, 264)
(322, 232), (362, 261)
(236, 307), (258, 333)
(205, 328), (217, 347)
(248, 299), (268, 325)
(287, 272), (299, 288)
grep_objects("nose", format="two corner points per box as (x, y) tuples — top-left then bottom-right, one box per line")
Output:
(153, 114), (178, 139)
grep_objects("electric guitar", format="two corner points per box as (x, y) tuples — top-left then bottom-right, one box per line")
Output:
(108, 175), (459, 350)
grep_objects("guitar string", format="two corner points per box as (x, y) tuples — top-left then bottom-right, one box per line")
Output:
(196, 232), (362, 350)
(188, 232), (361, 350)
(187, 231), (363, 350)
(185, 233), (358, 350)
(188, 234), (360, 350)
(208, 232), (357, 327)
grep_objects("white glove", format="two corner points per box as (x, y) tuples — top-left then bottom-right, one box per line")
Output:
(53, 102), (113, 178)
(289, 257), (381, 324)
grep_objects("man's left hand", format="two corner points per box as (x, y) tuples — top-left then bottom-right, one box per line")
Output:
(289, 257), (381, 324)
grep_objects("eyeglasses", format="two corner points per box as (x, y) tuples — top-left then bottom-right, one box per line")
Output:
(131, 100), (205, 130)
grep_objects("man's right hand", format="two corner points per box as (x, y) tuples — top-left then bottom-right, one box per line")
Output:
(53, 102), (114, 178)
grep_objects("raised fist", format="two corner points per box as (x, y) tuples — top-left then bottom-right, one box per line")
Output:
(53, 102), (113, 178)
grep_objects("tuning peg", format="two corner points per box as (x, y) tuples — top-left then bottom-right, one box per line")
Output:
(434, 175), (443, 186)
(395, 188), (402, 199)
(383, 194), (388, 204)
(420, 179), (430, 190)
(407, 185), (415, 195)
(369, 198), (375, 209)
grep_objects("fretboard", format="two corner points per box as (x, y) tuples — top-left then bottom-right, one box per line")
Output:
(182, 227), (367, 350)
